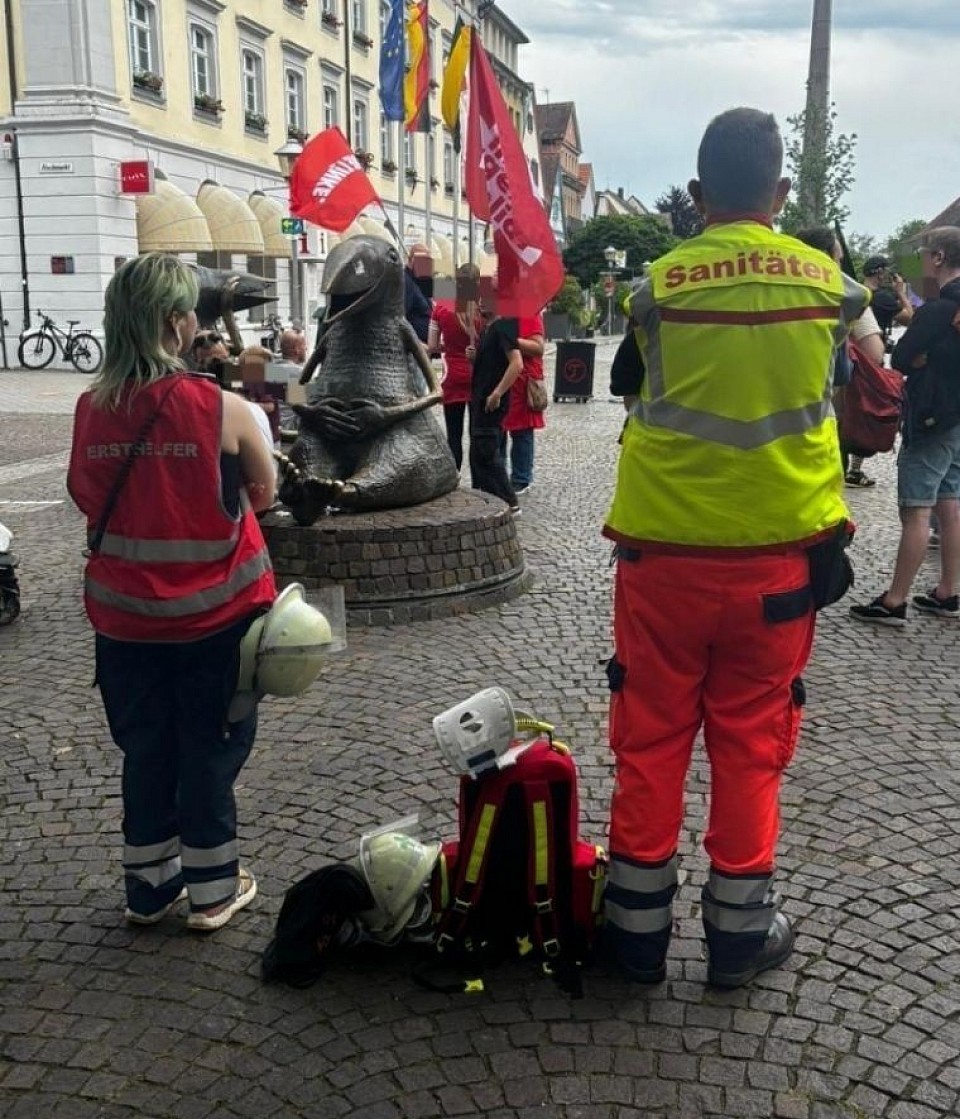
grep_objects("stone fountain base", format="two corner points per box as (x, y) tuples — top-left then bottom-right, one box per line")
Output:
(259, 488), (529, 626)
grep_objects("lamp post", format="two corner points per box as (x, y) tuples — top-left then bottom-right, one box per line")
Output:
(603, 244), (618, 336)
(275, 138), (304, 325)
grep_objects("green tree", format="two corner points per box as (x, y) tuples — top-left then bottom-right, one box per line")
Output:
(779, 101), (857, 234)
(562, 214), (677, 289)
(655, 185), (704, 239)
(548, 274), (585, 323)
(846, 231), (881, 278)
(885, 218), (927, 260)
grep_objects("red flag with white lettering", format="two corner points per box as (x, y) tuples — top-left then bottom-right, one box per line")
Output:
(289, 127), (380, 232)
(463, 37), (564, 318)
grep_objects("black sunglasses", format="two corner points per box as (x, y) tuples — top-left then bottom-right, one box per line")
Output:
(193, 332), (222, 348)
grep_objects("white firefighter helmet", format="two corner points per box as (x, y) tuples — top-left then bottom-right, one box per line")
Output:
(354, 818), (441, 945)
(433, 687), (554, 778)
(228, 584), (333, 721)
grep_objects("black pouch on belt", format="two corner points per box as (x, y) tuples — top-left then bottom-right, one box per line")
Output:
(806, 520), (855, 610)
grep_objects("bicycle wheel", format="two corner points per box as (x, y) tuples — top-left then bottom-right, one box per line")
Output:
(17, 331), (56, 369)
(68, 333), (103, 374)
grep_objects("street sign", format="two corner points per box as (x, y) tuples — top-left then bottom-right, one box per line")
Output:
(118, 159), (154, 194)
(281, 217), (305, 236)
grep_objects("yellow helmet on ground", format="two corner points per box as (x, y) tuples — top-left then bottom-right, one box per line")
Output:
(353, 820), (441, 945)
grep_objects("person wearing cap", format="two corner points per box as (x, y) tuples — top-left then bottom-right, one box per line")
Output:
(850, 226), (960, 627)
(861, 254), (914, 346)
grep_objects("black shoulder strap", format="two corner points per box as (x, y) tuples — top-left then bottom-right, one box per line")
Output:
(85, 377), (181, 556)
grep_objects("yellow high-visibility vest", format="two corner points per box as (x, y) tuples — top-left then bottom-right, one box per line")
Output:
(605, 220), (870, 548)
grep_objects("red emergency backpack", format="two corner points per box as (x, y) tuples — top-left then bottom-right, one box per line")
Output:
(419, 735), (607, 997)
(838, 340), (904, 457)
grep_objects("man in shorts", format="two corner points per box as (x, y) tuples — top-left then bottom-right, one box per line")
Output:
(850, 227), (960, 626)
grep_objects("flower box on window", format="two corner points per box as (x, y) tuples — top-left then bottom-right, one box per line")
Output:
(430, 177), (440, 191)
(133, 70), (164, 93)
(405, 168), (418, 187)
(245, 111), (268, 132)
(429, 79), (440, 91)
(321, 9), (341, 28)
(444, 180), (455, 195)
(353, 30), (374, 48)
(195, 93), (224, 114)
(287, 124), (308, 143)
(286, 0), (309, 8)
(382, 158), (398, 174)
(354, 149), (374, 169)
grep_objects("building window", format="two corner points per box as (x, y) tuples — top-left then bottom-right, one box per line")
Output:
(378, 0), (390, 40)
(352, 0), (366, 34)
(404, 131), (416, 174)
(128, 0), (158, 78)
(242, 49), (264, 116)
(323, 83), (339, 129)
(380, 112), (394, 165)
(353, 98), (368, 152)
(321, 0), (337, 14)
(190, 23), (216, 98)
(285, 68), (305, 133)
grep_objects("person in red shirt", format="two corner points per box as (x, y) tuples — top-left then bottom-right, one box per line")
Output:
(500, 313), (546, 493)
(428, 263), (482, 470)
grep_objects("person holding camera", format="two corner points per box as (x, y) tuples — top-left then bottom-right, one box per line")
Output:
(862, 255), (914, 349)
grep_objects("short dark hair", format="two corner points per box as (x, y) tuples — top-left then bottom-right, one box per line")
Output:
(922, 227), (960, 269)
(697, 108), (783, 213)
(794, 227), (837, 258)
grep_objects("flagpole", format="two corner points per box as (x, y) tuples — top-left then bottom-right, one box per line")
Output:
(425, 129), (433, 248)
(397, 121), (405, 247)
(452, 168), (460, 269)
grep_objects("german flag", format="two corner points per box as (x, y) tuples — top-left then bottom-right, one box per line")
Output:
(441, 18), (471, 151)
(404, 1), (430, 133)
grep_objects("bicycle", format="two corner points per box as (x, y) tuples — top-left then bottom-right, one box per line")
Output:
(18, 311), (103, 374)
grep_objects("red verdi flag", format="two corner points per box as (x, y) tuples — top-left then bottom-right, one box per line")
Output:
(464, 37), (564, 318)
(289, 127), (380, 232)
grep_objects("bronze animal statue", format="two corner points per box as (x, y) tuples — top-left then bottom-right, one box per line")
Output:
(278, 236), (459, 523)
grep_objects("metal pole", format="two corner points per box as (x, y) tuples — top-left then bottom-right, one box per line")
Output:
(452, 172), (460, 269)
(425, 131), (433, 246)
(290, 236), (300, 325)
(342, 0), (353, 146)
(397, 121), (405, 245)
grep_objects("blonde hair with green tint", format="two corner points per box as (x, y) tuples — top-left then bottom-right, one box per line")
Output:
(90, 253), (199, 409)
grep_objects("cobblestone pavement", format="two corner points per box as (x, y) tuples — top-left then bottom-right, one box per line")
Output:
(2, 352), (960, 1119)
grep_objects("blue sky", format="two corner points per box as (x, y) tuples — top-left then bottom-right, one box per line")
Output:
(501, 1), (960, 241)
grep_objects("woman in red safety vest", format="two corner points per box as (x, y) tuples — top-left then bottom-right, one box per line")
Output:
(67, 253), (277, 932)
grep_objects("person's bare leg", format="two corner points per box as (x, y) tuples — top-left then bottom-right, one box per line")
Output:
(886, 506), (935, 606)
(933, 497), (960, 599)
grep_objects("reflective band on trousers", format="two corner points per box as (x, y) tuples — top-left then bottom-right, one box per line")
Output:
(182, 840), (238, 869)
(605, 899), (672, 934)
(609, 854), (678, 893)
(701, 897), (778, 935)
(635, 396), (833, 451)
(123, 837), (182, 888)
(93, 527), (240, 563)
(188, 875), (239, 907)
(705, 871), (771, 907)
(85, 548), (272, 618)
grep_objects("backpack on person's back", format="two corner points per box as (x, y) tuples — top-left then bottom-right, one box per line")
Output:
(838, 341), (904, 457)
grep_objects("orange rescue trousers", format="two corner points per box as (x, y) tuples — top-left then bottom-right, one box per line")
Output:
(608, 548), (815, 876)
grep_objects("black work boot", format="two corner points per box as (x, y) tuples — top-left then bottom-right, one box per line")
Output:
(603, 854), (678, 984)
(706, 913), (795, 989)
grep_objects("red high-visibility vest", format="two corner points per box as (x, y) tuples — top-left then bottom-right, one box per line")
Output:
(68, 373), (276, 642)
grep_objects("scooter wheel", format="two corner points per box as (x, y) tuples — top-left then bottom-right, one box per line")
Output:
(0, 593), (21, 625)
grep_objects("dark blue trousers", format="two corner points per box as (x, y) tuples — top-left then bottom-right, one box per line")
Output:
(95, 615), (258, 916)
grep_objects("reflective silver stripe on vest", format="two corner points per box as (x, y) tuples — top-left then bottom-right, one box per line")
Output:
(86, 548), (272, 618)
(637, 396), (833, 450)
(93, 527), (240, 563)
(181, 841), (238, 870)
(609, 854), (678, 894)
(605, 899), (672, 934)
(705, 872), (771, 907)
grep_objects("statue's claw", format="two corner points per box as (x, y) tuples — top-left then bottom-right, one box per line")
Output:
(278, 471), (345, 526)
